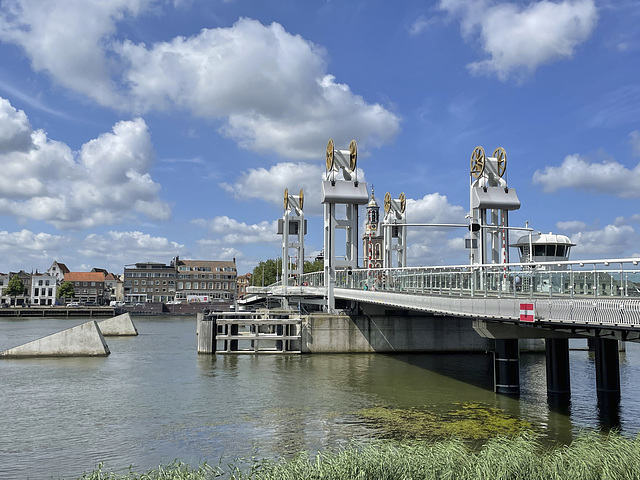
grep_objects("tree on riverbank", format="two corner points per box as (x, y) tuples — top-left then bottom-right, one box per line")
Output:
(252, 258), (324, 286)
(5, 275), (25, 306)
(57, 281), (75, 303)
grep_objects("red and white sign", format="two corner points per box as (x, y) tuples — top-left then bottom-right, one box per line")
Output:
(519, 303), (535, 322)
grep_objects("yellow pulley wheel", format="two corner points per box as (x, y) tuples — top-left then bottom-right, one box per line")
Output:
(470, 146), (486, 178)
(326, 138), (335, 171)
(493, 147), (507, 177)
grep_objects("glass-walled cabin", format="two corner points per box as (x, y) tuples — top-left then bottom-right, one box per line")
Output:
(512, 233), (575, 267)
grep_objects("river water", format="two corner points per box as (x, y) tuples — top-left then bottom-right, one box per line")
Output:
(1, 315), (640, 479)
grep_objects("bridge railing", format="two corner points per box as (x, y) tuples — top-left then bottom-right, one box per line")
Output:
(290, 259), (640, 299)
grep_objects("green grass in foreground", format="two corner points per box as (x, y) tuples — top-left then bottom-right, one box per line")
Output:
(76, 432), (640, 480)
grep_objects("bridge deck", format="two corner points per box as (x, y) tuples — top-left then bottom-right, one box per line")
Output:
(248, 258), (640, 330)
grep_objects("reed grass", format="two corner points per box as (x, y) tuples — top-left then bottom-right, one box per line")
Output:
(74, 431), (640, 480)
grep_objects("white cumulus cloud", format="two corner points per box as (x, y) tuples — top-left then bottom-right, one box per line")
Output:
(403, 193), (469, 266)
(570, 224), (638, 256)
(193, 216), (279, 245)
(1, 4), (400, 159)
(80, 231), (186, 266)
(220, 162), (328, 215)
(0, 229), (69, 270)
(0, 97), (170, 228)
(533, 153), (640, 198)
(439, 0), (598, 81)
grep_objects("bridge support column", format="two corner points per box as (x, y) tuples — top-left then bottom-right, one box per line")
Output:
(493, 339), (520, 395)
(545, 338), (571, 399)
(594, 337), (620, 400)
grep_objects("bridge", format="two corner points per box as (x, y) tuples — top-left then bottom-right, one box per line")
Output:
(236, 141), (640, 402)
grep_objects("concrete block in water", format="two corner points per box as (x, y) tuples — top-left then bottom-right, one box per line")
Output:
(0, 321), (110, 358)
(98, 313), (138, 336)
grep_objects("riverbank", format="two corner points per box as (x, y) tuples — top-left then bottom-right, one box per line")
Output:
(75, 432), (640, 479)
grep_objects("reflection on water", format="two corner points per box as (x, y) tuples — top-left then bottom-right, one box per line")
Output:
(1, 317), (640, 479)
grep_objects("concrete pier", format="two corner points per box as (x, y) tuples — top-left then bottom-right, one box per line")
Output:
(301, 311), (492, 353)
(594, 337), (621, 400)
(97, 313), (138, 336)
(0, 321), (110, 357)
(493, 339), (520, 395)
(546, 338), (571, 398)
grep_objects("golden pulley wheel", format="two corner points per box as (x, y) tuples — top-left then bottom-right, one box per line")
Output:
(493, 147), (507, 177)
(299, 189), (304, 210)
(326, 138), (335, 171)
(349, 139), (358, 171)
(399, 192), (406, 213)
(470, 146), (486, 178)
(284, 188), (289, 210)
(384, 192), (391, 214)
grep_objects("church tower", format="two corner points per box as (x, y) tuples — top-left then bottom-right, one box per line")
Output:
(363, 187), (383, 268)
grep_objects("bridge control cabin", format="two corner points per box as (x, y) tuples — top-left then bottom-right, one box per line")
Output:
(511, 233), (575, 294)
(511, 232), (575, 266)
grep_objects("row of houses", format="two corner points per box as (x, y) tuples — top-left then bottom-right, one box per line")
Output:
(0, 257), (253, 307)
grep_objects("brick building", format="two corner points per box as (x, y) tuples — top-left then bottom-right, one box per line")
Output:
(64, 272), (109, 305)
(174, 258), (237, 303)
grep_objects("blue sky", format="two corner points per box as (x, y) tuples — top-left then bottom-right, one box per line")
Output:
(0, 0), (639, 275)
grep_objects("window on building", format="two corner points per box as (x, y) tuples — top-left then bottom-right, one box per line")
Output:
(186, 282), (191, 289)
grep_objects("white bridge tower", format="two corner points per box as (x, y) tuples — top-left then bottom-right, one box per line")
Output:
(322, 139), (369, 313)
(382, 192), (407, 268)
(468, 146), (520, 268)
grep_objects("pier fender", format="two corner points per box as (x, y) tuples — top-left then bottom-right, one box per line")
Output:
(0, 321), (110, 357)
(97, 313), (139, 336)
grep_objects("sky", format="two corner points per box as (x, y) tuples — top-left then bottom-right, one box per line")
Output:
(0, 0), (639, 276)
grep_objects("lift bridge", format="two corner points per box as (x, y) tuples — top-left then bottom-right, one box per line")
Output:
(231, 140), (640, 400)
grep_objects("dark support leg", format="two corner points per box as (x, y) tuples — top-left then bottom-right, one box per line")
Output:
(594, 337), (620, 400)
(545, 338), (571, 397)
(230, 324), (239, 352)
(494, 339), (520, 395)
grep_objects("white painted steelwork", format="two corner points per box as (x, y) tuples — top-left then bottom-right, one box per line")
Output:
(253, 258), (640, 327)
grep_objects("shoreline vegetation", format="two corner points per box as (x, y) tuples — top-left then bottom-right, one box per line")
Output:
(75, 432), (640, 480)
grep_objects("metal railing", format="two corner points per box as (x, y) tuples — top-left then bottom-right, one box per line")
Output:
(288, 258), (640, 300)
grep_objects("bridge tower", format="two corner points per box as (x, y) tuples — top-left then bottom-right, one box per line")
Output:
(469, 146), (521, 394)
(469, 146), (520, 268)
(382, 192), (407, 268)
(322, 139), (369, 313)
(278, 188), (305, 306)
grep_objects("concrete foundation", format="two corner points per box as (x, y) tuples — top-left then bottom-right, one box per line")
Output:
(97, 313), (138, 336)
(0, 321), (110, 357)
(301, 312), (492, 353)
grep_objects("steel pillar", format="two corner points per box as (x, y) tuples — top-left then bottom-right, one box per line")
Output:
(493, 339), (520, 395)
(594, 337), (621, 400)
(545, 338), (571, 398)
